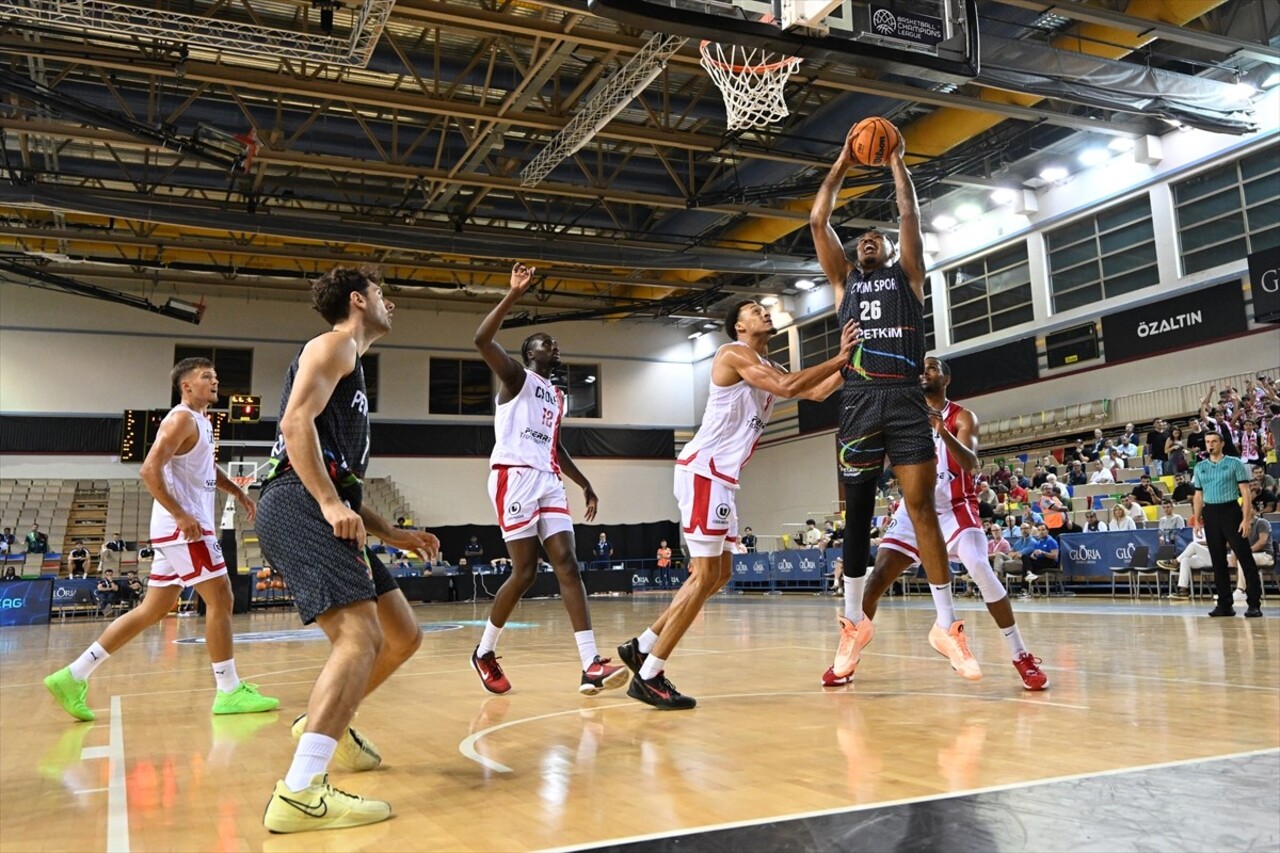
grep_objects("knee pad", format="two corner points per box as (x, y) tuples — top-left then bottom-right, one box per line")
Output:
(957, 536), (1006, 603)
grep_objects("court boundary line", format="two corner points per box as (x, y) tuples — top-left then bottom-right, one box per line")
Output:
(77, 695), (130, 853)
(459, 688), (1091, 773)
(539, 746), (1280, 853)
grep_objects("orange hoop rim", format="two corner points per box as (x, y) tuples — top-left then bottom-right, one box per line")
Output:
(699, 39), (803, 74)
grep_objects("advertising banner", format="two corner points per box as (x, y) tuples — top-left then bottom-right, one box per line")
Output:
(1101, 281), (1246, 363)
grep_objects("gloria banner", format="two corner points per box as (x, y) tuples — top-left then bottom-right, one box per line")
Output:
(1058, 529), (1195, 578)
(1247, 244), (1280, 323)
(1101, 280), (1246, 363)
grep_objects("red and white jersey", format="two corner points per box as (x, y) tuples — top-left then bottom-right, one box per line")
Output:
(490, 369), (564, 475)
(150, 403), (218, 543)
(677, 342), (775, 489)
(933, 399), (978, 515)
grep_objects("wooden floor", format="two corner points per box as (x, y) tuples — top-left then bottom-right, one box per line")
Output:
(1, 593), (1277, 852)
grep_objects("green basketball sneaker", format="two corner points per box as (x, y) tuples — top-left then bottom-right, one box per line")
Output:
(212, 682), (280, 715)
(44, 667), (95, 722)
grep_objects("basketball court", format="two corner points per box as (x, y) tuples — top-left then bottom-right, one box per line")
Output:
(2, 593), (1277, 851)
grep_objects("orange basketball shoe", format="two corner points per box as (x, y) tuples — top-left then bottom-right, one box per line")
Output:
(827, 615), (874, 683)
(928, 620), (982, 681)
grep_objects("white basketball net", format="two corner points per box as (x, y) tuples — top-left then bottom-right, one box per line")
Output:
(700, 41), (803, 131)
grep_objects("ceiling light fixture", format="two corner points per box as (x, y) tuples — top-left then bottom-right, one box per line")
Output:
(990, 188), (1017, 204)
(1078, 147), (1109, 167)
(795, 279), (816, 291)
(1263, 71), (1280, 89)
(955, 203), (982, 221)
(760, 295), (779, 306)
(931, 214), (956, 231)
(1039, 166), (1068, 183)
(1108, 137), (1135, 152)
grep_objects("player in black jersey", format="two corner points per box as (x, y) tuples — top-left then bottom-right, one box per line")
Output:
(810, 125), (978, 686)
(257, 265), (441, 834)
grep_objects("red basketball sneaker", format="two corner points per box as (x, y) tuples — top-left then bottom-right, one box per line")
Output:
(1012, 651), (1048, 691)
(821, 666), (853, 687)
(471, 646), (511, 695)
(580, 656), (629, 695)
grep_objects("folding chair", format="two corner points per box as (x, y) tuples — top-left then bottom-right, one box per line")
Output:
(1110, 546), (1150, 599)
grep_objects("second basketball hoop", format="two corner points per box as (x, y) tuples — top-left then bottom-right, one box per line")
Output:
(699, 37), (802, 131)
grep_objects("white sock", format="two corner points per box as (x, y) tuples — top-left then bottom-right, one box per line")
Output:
(211, 659), (240, 693)
(639, 654), (666, 681)
(478, 621), (503, 656)
(574, 630), (598, 670)
(930, 583), (958, 629)
(638, 628), (660, 655)
(284, 733), (337, 792)
(1002, 624), (1028, 657)
(844, 575), (866, 624)
(69, 642), (109, 681)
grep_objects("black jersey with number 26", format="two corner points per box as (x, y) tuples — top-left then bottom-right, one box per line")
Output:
(837, 261), (925, 388)
(262, 349), (370, 510)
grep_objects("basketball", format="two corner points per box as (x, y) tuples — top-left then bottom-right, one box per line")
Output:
(847, 117), (899, 167)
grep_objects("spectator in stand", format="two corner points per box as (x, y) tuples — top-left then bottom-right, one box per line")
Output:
(1064, 438), (1088, 465)
(1117, 434), (1140, 460)
(654, 540), (673, 590)
(1101, 447), (1124, 478)
(1226, 515), (1272, 606)
(1158, 526), (1209, 600)
(1030, 465), (1048, 489)
(1017, 504), (1044, 528)
(1234, 418), (1265, 468)
(1200, 385), (1239, 456)
(1121, 494), (1147, 528)
(1119, 422), (1139, 448)
(1157, 499), (1186, 537)
(1053, 485), (1083, 533)
(1082, 509), (1108, 532)
(0, 527), (14, 553)
(68, 540), (91, 578)
(1146, 418), (1171, 475)
(1042, 455), (1058, 475)
(741, 527), (757, 553)
(25, 524), (48, 555)
(1089, 460), (1115, 485)
(876, 468), (896, 500)
(1010, 521), (1034, 544)
(1186, 418), (1207, 457)
(828, 521), (844, 550)
(1067, 460), (1086, 487)
(993, 489), (1010, 521)
(119, 571), (143, 608)
(95, 569), (119, 614)
(1088, 428), (1107, 461)
(99, 533), (126, 561)
(1252, 463), (1277, 494)
(991, 463), (1012, 491)
(1018, 523), (1059, 584)
(1165, 427), (1190, 476)
(801, 519), (823, 548)
(1171, 472), (1196, 503)
(1110, 504), (1136, 531)
(987, 525), (1019, 580)
(1014, 467), (1030, 489)
(2, 565), (16, 580)
(1131, 474), (1163, 506)
(464, 536), (484, 565)
(1008, 479), (1028, 506)
(1036, 485), (1068, 535)
(592, 533), (613, 569)
(1248, 480), (1278, 515)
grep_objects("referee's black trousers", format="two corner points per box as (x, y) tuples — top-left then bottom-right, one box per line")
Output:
(1204, 502), (1260, 610)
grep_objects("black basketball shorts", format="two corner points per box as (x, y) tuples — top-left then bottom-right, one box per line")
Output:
(837, 384), (935, 484)
(256, 477), (399, 625)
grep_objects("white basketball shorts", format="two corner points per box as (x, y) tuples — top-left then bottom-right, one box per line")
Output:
(489, 466), (574, 543)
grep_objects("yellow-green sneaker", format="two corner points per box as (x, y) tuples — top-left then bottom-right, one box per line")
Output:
(291, 714), (381, 772)
(44, 667), (95, 722)
(212, 682), (280, 715)
(262, 773), (391, 833)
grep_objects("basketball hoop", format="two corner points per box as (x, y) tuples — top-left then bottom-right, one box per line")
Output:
(232, 475), (256, 492)
(700, 38), (802, 131)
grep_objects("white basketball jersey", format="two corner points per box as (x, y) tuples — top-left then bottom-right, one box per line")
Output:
(677, 341), (775, 489)
(150, 403), (218, 540)
(490, 370), (564, 475)
(934, 400), (978, 512)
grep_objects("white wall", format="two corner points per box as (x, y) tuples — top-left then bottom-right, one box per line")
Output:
(735, 432), (841, 544)
(0, 282), (698, 426)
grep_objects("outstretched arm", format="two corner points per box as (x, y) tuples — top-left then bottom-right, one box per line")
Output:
(725, 320), (860, 398)
(810, 150), (856, 309)
(888, 135), (926, 301)
(475, 262), (536, 401)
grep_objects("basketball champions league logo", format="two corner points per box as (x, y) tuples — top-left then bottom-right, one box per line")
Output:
(871, 8), (897, 35)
